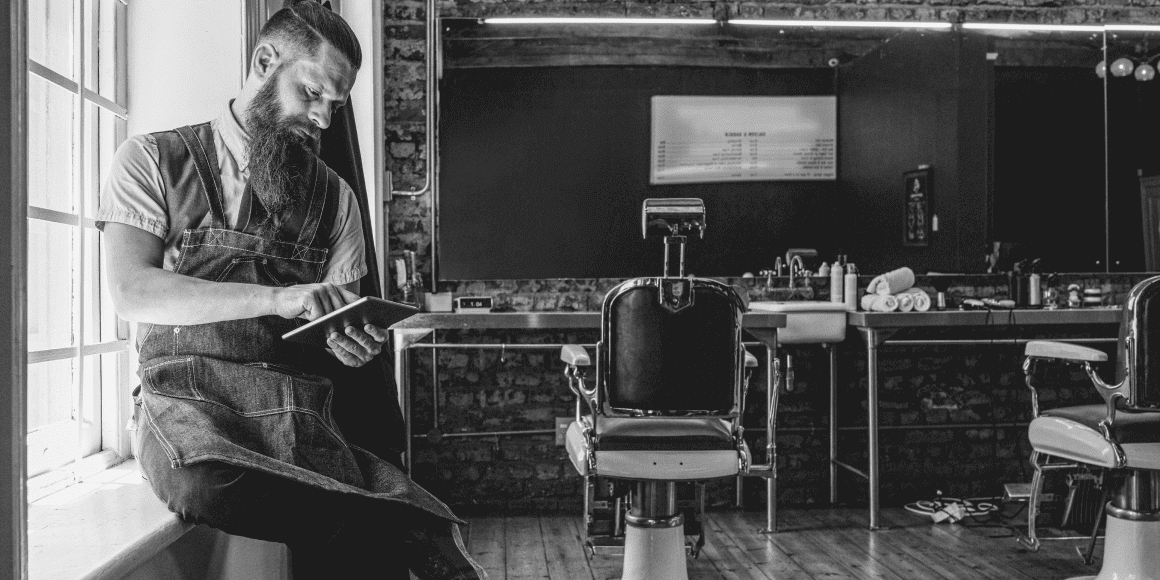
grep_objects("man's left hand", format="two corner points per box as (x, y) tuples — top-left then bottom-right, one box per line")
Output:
(327, 324), (389, 367)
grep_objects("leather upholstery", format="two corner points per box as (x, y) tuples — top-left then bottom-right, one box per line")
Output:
(1042, 404), (1160, 444)
(591, 417), (734, 451)
(606, 281), (740, 413)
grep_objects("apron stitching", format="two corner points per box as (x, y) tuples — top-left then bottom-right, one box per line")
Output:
(181, 241), (325, 263)
(139, 400), (181, 467)
(185, 359), (205, 400)
(172, 230), (193, 274)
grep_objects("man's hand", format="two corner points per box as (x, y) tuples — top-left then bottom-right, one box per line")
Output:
(272, 283), (360, 321)
(327, 324), (390, 367)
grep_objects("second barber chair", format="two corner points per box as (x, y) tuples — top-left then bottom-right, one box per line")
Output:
(1020, 275), (1160, 580)
(560, 199), (764, 580)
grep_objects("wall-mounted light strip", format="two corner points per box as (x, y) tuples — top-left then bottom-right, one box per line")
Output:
(961, 23), (1104, 32)
(1105, 24), (1160, 32)
(483, 17), (716, 25)
(732, 19), (951, 29)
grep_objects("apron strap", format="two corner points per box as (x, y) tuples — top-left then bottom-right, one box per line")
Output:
(292, 156), (332, 247)
(175, 125), (228, 230)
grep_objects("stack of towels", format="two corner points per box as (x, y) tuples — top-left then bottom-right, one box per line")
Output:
(860, 267), (932, 312)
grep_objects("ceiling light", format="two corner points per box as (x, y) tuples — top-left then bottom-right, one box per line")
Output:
(483, 17), (717, 25)
(961, 23), (1104, 32)
(732, 19), (952, 29)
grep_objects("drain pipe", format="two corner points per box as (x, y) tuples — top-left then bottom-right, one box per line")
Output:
(387, 0), (440, 290)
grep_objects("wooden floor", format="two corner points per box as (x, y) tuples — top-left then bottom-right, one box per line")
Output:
(464, 508), (1100, 580)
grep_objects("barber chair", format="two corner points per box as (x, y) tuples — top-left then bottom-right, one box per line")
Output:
(1020, 274), (1160, 579)
(560, 199), (765, 580)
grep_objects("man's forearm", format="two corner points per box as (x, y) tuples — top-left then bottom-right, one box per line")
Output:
(114, 266), (277, 325)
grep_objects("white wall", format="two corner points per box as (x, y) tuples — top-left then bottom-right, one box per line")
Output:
(127, 0), (243, 136)
(340, 1), (385, 286)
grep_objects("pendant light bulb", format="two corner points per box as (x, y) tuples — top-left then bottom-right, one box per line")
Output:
(1096, 60), (1107, 78)
(1111, 57), (1136, 77)
(1136, 62), (1156, 81)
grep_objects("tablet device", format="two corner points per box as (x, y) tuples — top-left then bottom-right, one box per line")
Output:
(281, 296), (420, 348)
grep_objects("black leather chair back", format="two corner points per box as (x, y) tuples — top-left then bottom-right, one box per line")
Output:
(1118, 275), (1160, 409)
(600, 278), (745, 416)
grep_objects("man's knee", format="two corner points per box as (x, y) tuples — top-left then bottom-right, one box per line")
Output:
(137, 426), (247, 525)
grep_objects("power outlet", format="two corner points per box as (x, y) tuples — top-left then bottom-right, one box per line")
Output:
(555, 417), (573, 446)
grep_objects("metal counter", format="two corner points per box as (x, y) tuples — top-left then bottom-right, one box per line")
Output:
(390, 311), (787, 523)
(844, 307), (1123, 530)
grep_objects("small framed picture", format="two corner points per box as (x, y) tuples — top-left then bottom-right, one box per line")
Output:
(903, 167), (932, 247)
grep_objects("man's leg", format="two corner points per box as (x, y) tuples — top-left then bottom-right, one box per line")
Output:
(136, 425), (410, 579)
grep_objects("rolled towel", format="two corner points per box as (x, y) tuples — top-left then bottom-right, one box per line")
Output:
(895, 292), (915, 312)
(903, 287), (932, 312)
(867, 267), (916, 296)
(861, 293), (899, 312)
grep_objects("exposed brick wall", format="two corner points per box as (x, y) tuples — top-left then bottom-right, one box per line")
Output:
(379, 0), (1160, 513)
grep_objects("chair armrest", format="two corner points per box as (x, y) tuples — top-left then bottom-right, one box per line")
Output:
(743, 349), (758, 368)
(560, 344), (591, 366)
(1025, 340), (1109, 363)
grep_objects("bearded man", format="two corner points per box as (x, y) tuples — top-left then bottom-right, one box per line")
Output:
(96, 2), (484, 578)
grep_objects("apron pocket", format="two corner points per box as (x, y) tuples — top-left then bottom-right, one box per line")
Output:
(142, 357), (335, 418)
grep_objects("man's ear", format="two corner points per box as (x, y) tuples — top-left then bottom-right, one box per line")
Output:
(250, 43), (281, 80)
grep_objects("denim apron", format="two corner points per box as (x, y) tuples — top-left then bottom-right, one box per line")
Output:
(134, 123), (459, 524)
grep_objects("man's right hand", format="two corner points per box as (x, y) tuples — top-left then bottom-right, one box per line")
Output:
(272, 283), (361, 321)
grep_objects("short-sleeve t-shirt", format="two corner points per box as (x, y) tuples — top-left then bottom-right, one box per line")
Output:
(95, 102), (367, 285)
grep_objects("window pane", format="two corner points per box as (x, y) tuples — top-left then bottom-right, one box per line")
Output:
(81, 354), (105, 454)
(27, 358), (79, 477)
(29, 0), (75, 79)
(28, 74), (77, 214)
(85, 0), (125, 104)
(27, 220), (78, 352)
(87, 104), (123, 219)
(84, 228), (101, 345)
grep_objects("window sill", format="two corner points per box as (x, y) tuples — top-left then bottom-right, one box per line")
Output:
(28, 459), (193, 580)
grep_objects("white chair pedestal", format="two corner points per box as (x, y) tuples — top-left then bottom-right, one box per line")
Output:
(1067, 510), (1160, 580)
(622, 519), (689, 580)
(618, 481), (689, 580)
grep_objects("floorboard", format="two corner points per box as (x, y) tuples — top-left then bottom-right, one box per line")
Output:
(465, 508), (1101, 580)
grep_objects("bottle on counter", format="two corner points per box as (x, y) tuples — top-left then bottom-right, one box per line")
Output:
(1028, 262), (1042, 308)
(844, 263), (859, 311)
(830, 261), (844, 304)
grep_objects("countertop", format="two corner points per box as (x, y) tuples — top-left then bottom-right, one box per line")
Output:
(848, 307), (1122, 328)
(392, 311), (787, 330)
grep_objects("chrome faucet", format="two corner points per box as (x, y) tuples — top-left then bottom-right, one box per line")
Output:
(784, 248), (817, 290)
(788, 255), (805, 289)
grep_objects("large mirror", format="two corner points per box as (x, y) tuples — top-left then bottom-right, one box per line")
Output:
(972, 27), (1106, 274)
(1105, 27), (1160, 272)
(434, 20), (1116, 279)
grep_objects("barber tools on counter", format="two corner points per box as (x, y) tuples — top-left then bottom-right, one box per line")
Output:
(859, 267), (932, 312)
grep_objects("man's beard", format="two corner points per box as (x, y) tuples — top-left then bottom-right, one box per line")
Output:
(245, 72), (321, 236)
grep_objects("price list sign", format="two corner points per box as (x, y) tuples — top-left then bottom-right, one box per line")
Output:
(650, 96), (837, 184)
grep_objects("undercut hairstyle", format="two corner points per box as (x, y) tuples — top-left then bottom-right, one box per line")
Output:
(258, 0), (361, 70)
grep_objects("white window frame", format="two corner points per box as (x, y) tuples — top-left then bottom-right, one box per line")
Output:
(25, 0), (132, 499)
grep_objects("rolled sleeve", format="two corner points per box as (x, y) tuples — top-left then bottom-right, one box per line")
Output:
(321, 180), (368, 285)
(95, 134), (168, 239)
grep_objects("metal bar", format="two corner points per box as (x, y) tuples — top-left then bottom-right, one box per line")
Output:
(881, 337), (1118, 346)
(28, 340), (129, 364)
(81, 88), (126, 118)
(412, 428), (556, 439)
(833, 459), (869, 480)
(829, 344), (838, 505)
(28, 59), (79, 93)
(406, 343), (598, 350)
(398, 343), (412, 472)
(867, 328), (880, 530)
(392, 0), (437, 199)
(27, 205), (94, 228)
(431, 330), (438, 431)
(760, 345), (778, 534)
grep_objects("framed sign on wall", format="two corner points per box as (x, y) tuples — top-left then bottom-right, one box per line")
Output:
(903, 166), (932, 247)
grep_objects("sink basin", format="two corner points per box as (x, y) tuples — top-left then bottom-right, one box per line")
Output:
(748, 301), (848, 344)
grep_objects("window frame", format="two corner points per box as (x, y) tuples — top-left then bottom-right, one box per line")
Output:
(25, 0), (132, 496)
(4, 0), (31, 576)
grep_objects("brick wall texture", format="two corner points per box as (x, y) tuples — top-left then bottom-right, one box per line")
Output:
(379, 0), (1160, 513)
